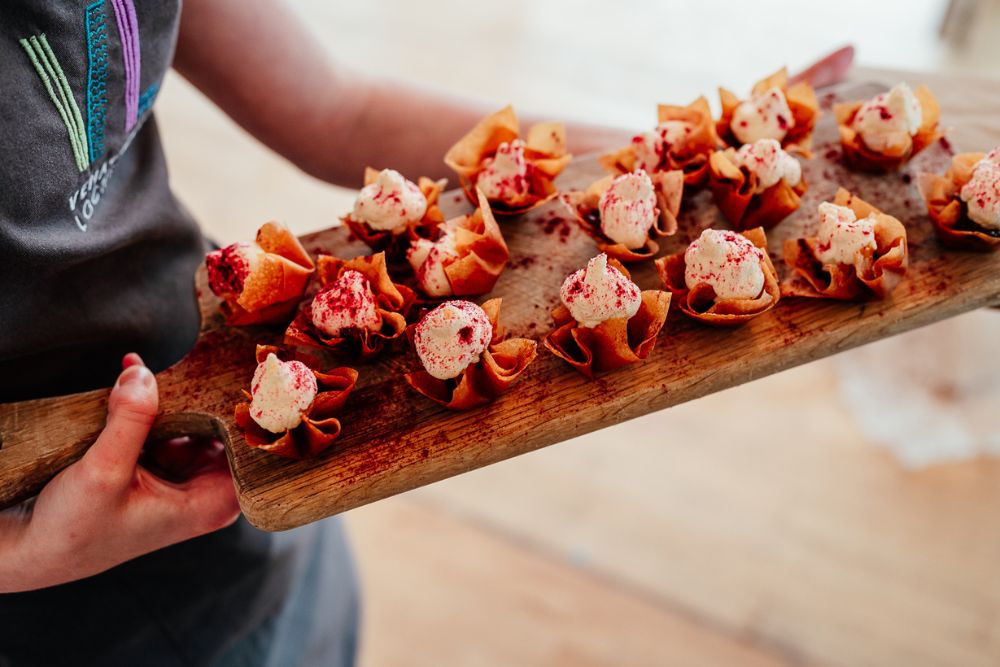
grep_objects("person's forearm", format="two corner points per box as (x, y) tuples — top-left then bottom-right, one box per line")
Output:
(173, 0), (631, 188)
(280, 74), (632, 183)
(0, 505), (32, 592)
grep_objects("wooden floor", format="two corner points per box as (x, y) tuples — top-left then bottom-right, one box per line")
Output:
(156, 2), (1000, 665)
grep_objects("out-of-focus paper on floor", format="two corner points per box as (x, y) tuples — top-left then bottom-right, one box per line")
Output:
(836, 311), (1000, 467)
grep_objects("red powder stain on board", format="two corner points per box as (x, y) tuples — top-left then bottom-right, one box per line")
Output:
(542, 214), (574, 242)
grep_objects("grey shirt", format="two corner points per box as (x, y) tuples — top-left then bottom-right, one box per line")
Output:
(0, 3), (356, 665)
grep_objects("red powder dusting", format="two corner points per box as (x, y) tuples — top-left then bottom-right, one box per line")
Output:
(206, 243), (252, 296)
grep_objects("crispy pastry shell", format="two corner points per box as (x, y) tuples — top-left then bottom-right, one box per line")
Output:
(600, 96), (722, 187)
(717, 68), (819, 155)
(219, 222), (316, 326)
(544, 261), (671, 378)
(404, 298), (537, 410)
(707, 149), (807, 230)
(655, 227), (780, 326)
(782, 188), (909, 300)
(342, 167), (447, 259)
(284, 252), (415, 361)
(234, 345), (358, 459)
(561, 170), (683, 263)
(834, 85), (941, 172)
(444, 105), (572, 216)
(413, 189), (511, 298)
(917, 152), (1000, 251)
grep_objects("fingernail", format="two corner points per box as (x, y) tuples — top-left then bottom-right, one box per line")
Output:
(122, 352), (144, 370)
(117, 364), (154, 388)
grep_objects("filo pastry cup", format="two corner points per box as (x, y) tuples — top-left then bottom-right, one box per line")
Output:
(600, 96), (721, 187)
(234, 345), (358, 459)
(783, 188), (908, 300)
(918, 152), (1000, 251)
(544, 259), (671, 378)
(205, 222), (315, 327)
(405, 298), (537, 411)
(835, 85), (941, 172)
(444, 105), (572, 216)
(560, 170), (684, 263)
(342, 167), (447, 259)
(284, 252), (416, 361)
(717, 68), (819, 155)
(707, 148), (807, 231)
(655, 227), (780, 326)
(408, 189), (510, 298)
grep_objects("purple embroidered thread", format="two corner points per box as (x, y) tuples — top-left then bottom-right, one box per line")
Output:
(110, 0), (141, 130)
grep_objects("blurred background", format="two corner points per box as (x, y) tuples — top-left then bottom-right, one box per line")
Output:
(157, 1), (1000, 665)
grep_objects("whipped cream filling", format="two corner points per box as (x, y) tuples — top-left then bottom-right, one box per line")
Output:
(476, 140), (530, 202)
(684, 229), (765, 300)
(407, 224), (461, 297)
(814, 203), (877, 265)
(731, 86), (794, 144)
(206, 242), (264, 297)
(632, 120), (692, 171)
(732, 138), (801, 193)
(352, 169), (428, 231)
(413, 300), (493, 380)
(853, 82), (922, 153)
(560, 253), (641, 328)
(599, 170), (658, 249)
(959, 148), (1000, 230)
(249, 353), (318, 433)
(310, 269), (381, 337)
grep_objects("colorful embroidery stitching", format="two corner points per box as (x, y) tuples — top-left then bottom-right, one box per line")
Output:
(85, 1), (110, 163)
(137, 81), (159, 118)
(110, 0), (141, 131)
(19, 34), (90, 172)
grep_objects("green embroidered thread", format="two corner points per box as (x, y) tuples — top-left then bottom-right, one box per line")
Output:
(19, 37), (84, 170)
(20, 34), (90, 172)
(38, 35), (89, 163)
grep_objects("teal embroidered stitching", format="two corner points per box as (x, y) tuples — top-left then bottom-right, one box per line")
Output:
(85, 1), (110, 163)
(19, 35), (90, 172)
(137, 81), (159, 117)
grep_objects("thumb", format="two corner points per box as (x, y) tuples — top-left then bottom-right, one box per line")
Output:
(83, 357), (160, 488)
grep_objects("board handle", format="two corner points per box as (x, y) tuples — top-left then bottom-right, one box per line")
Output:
(0, 382), (230, 510)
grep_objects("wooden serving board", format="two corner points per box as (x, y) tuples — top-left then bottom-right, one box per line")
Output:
(2, 82), (998, 530)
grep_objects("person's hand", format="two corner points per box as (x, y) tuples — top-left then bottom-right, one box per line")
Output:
(789, 45), (855, 89)
(0, 354), (241, 593)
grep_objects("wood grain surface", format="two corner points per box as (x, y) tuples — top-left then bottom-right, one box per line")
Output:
(1, 82), (998, 528)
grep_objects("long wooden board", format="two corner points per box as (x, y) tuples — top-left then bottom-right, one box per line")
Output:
(1, 82), (998, 529)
